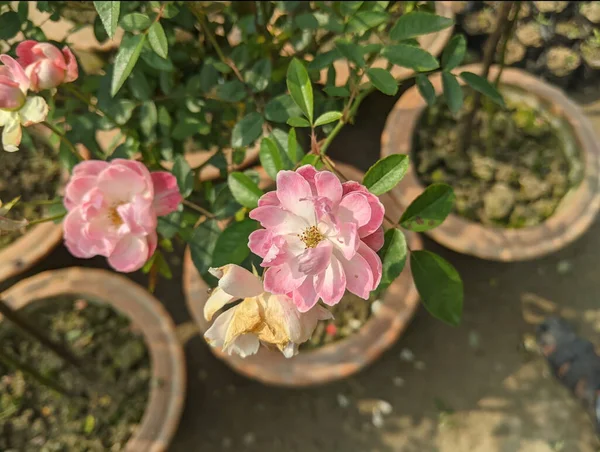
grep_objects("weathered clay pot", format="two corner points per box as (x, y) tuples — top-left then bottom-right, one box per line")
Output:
(0, 223), (63, 284)
(381, 64), (600, 261)
(318, 1), (455, 86)
(182, 162), (422, 386)
(0, 268), (186, 452)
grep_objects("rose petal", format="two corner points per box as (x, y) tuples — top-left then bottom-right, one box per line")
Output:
(18, 96), (48, 126)
(257, 190), (280, 207)
(292, 277), (319, 312)
(358, 241), (383, 291)
(264, 262), (306, 295)
(297, 240), (332, 275)
(276, 170), (315, 222)
(62, 46), (78, 83)
(107, 234), (149, 272)
(1, 116), (21, 152)
(362, 226), (384, 252)
(338, 192), (372, 228)
(330, 221), (359, 260)
(315, 255), (346, 306)
(151, 171), (182, 216)
(15, 40), (37, 67)
(204, 287), (237, 321)
(0, 55), (29, 93)
(315, 171), (342, 206)
(212, 264), (264, 299)
(249, 205), (307, 235)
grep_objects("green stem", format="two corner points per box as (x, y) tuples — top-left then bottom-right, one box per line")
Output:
(19, 199), (62, 207)
(494, 2), (522, 87)
(0, 348), (79, 398)
(41, 121), (82, 162)
(26, 213), (66, 227)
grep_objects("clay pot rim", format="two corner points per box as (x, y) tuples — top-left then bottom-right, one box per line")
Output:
(182, 162), (422, 387)
(381, 64), (600, 261)
(0, 268), (186, 452)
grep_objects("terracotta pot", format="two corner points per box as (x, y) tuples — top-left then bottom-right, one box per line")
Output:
(318, 1), (455, 86)
(182, 162), (423, 386)
(0, 268), (186, 452)
(381, 64), (600, 261)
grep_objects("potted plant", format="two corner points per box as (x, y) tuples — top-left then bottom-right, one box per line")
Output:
(0, 267), (185, 451)
(1, 1), (464, 405)
(382, 1), (600, 261)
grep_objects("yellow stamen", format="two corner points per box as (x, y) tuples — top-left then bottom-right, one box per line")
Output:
(298, 225), (324, 249)
(107, 206), (123, 226)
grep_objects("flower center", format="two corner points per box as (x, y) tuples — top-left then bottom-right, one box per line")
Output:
(107, 205), (123, 226)
(298, 225), (324, 249)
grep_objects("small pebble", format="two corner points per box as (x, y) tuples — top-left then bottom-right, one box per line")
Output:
(393, 376), (405, 387)
(557, 260), (572, 274)
(325, 323), (337, 336)
(522, 334), (538, 353)
(221, 437), (232, 448)
(74, 299), (88, 310)
(371, 300), (382, 314)
(337, 393), (350, 408)
(399, 348), (414, 362)
(348, 319), (362, 330)
(242, 433), (255, 446)
(468, 331), (481, 350)
(414, 361), (426, 371)
(372, 410), (384, 428)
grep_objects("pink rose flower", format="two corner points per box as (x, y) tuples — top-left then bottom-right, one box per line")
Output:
(0, 55), (48, 152)
(16, 41), (78, 91)
(63, 159), (182, 272)
(248, 165), (384, 312)
(204, 264), (332, 358)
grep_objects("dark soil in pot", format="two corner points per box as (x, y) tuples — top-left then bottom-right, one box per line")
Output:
(0, 296), (151, 451)
(414, 86), (584, 228)
(0, 138), (62, 249)
(301, 292), (379, 350)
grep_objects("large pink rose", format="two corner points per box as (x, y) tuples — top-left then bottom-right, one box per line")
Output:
(63, 159), (182, 273)
(16, 41), (78, 91)
(249, 165), (384, 312)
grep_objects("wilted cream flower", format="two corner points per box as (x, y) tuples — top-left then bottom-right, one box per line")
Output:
(204, 264), (332, 358)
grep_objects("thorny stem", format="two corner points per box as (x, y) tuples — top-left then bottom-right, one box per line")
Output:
(494, 2), (522, 87)
(456, 1), (514, 153)
(26, 213), (66, 227)
(0, 347), (79, 398)
(41, 121), (83, 162)
(182, 199), (215, 218)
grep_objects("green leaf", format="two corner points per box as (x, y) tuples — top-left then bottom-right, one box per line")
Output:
(335, 41), (365, 68)
(111, 33), (146, 97)
(378, 228), (407, 288)
(347, 11), (389, 34)
(172, 116), (209, 139)
(459, 71), (505, 107)
(120, 12), (151, 31)
(172, 155), (194, 198)
(245, 58), (272, 92)
(93, 1), (120, 38)
(295, 12), (319, 29)
(441, 34), (466, 70)
(382, 44), (439, 71)
(366, 68), (398, 96)
(139, 100), (157, 137)
(324, 86), (351, 97)
(212, 219), (259, 267)
(307, 49), (342, 71)
(415, 74), (436, 106)
(287, 116), (311, 127)
(260, 137), (284, 179)
(189, 219), (220, 275)
(265, 94), (303, 123)
(148, 22), (168, 59)
(390, 11), (453, 41)
(314, 111), (343, 126)
(231, 112), (264, 148)
(0, 12), (21, 40)
(286, 58), (314, 123)
(399, 183), (455, 231)
(300, 153), (323, 169)
(287, 128), (298, 163)
(340, 1), (364, 16)
(17, 2), (28, 22)
(363, 154), (409, 196)
(410, 250), (463, 326)
(216, 80), (246, 102)
(441, 71), (463, 114)
(228, 172), (264, 209)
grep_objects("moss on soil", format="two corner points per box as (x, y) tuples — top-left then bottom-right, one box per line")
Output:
(414, 86), (582, 228)
(0, 297), (151, 451)
(0, 139), (62, 249)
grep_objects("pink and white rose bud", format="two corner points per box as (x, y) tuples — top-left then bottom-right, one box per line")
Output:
(62, 159), (182, 272)
(248, 165), (384, 312)
(16, 40), (78, 91)
(204, 264), (332, 358)
(0, 55), (48, 152)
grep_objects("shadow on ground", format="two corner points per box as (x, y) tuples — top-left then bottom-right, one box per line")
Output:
(3, 89), (600, 452)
